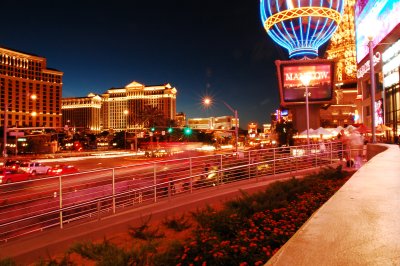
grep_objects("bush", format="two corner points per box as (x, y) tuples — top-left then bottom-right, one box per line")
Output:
(128, 215), (165, 241)
(162, 214), (191, 232)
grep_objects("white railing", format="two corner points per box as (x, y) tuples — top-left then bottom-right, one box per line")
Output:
(0, 141), (358, 242)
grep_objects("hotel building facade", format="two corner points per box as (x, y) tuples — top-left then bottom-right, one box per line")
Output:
(0, 46), (63, 129)
(62, 93), (102, 132)
(62, 81), (177, 133)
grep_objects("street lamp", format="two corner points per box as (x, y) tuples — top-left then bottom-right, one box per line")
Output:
(3, 94), (36, 157)
(203, 97), (239, 153)
(300, 74), (312, 148)
(367, 35), (377, 143)
(123, 110), (129, 149)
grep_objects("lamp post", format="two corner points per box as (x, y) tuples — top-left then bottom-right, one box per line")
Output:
(368, 36), (377, 143)
(123, 110), (129, 149)
(3, 101), (9, 157)
(134, 123), (138, 153)
(300, 74), (312, 148)
(203, 97), (239, 153)
(3, 94), (37, 157)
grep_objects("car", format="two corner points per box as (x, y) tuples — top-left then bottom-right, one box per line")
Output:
(47, 164), (79, 176)
(0, 168), (32, 184)
(145, 149), (170, 158)
(19, 161), (51, 175)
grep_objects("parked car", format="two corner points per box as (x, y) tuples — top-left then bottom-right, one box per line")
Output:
(47, 165), (79, 176)
(19, 161), (51, 175)
(0, 168), (32, 184)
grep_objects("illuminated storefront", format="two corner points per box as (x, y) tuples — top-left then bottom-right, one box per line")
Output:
(382, 39), (400, 137)
(355, 0), (400, 142)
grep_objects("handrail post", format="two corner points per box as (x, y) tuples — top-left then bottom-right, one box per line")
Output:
(220, 154), (223, 185)
(273, 148), (276, 176)
(248, 150), (251, 180)
(289, 148), (292, 176)
(112, 168), (115, 214)
(59, 175), (63, 229)
(189, 157), (193, 193)
(153, 163), (157, 202)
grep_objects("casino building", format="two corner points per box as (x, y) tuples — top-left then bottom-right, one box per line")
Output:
(62, 93), (102, 132)
(0, 46), (63, 129)
(62, 81), (177, 133)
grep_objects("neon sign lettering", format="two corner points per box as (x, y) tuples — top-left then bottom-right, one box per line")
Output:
(285, 71), (329, 81)
(356, 52), (381, 78)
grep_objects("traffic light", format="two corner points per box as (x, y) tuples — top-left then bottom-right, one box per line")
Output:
(184, 127), (192, 135)
(168, 127), (173, 133)
(151, 127), (155, 132)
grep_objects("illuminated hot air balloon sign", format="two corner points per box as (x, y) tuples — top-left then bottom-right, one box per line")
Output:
(260, 0), (344, 58)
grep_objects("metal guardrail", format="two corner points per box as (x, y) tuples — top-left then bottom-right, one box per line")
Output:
(0, 141), (358, 243)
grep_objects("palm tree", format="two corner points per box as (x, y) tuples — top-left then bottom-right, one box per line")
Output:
(137, 105), (167, 128)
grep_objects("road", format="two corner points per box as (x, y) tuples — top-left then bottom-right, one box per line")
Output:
(1, 148), (289, 242)
(1, 150), (223, 240)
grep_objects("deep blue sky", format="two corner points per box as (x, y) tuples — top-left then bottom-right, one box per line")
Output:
(1, 0), (290, 127)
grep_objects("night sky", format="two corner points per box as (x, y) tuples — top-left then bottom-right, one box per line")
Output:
(1, 0), (291, 127)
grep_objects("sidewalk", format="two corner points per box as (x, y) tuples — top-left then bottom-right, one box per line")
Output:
(267, 144), (400, 265)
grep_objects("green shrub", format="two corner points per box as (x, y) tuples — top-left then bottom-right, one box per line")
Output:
(68, 239), (129, 265)
(0, 258), (16, 266)
(162, 214), (191, 232)
(128, 216), (165, 241)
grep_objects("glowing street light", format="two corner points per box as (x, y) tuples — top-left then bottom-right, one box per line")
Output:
(203, 98), (211, 105)
(203, 97), (239, 153)
(123, 110), (129, 149)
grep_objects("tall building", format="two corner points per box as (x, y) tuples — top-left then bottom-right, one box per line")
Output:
(62, 93), (102, 132)
(323, 0), (359, 127)
(0, 46), (63, 129)
(62, 81), (177, 133)
(101, 81), (177, 131)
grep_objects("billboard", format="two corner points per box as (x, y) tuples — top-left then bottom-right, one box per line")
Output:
(275, 59), (334, 106)
(355, 0), (400, 63)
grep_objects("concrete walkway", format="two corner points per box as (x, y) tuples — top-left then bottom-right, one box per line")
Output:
(267, 144), (400, 265)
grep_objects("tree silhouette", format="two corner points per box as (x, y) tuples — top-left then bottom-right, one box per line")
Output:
(137, 105), (167, 128)
(275, 120), (296, 146)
